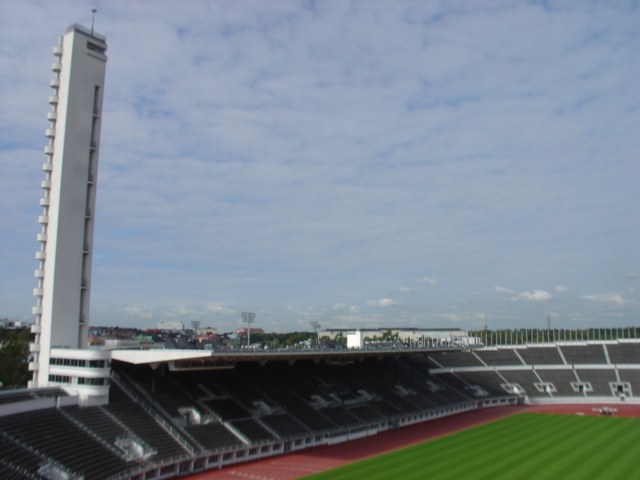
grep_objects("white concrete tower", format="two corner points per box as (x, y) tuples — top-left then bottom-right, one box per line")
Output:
(29, 24), (108, 390)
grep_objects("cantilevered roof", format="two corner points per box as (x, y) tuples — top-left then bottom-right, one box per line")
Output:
(110, 345), (471, 370)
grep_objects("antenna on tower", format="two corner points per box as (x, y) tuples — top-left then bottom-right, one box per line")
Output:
(91, 8), (97, 35)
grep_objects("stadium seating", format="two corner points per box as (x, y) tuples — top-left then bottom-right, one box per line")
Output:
(607, 344), (640, 364)
(516, 346), (564, 365)
(474, 348), (524, 366)
(560, 345), (608, 364)
(2, 341), (636, 479)
(427, 351), (485, 368)
(0, 408), (128, 479)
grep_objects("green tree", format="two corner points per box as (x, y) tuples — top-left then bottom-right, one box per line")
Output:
(0, 328), (30, 389)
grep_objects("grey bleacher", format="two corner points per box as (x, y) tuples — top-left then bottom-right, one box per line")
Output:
(498, 370), (540, 395)
(257, 374), (337, 431)
(260, 413), (309, 437)
(427, 352), (484, 368)
(105, 395), (190, 458)
(357, 378), (421, 414)
(0, 431), (47, 479)
(517, 347), (564, 365)
(0, 409), (128, 480)
(474, 349), (523, 366)
(119, 365), (200, 419)
(575, 369), (618, 396)
(230, 418), (276, 443)
(403, 359), (473, 405)
(435, 372), (472, 394)
(370, 400), (402, 416)
(321, 406), (361, 427)
(534, 369), (578, 396)
(607, 344), (640, 364)
(560, 345), (607, 364)
(63, 405), (130, 445)
(453, 371), (507, 396)
(617, 369), (640, 395)
(200, 368), (274, 412)
(185, 422), (244, 450)
(393, 358), (469, 407)
(353, 359), (429, 414)
(348, 405), (384, 423)
(201, 398), (251, 421)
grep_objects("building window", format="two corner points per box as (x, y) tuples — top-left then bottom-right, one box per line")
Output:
(76, 377), (108, 386)
(48, 375), (70, 383)
(87, 42), (106, 55)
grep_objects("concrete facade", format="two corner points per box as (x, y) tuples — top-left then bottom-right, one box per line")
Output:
(29, 24), (108, 393)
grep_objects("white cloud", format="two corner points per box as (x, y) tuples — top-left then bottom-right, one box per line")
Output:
(513, 290), (553, 302)
(399, 287), (412, 293)
(495, 286), (514, 295)
(205, 305), (236, 316)
(555, 285), (570, 293)
(627, 272), (639, 278)
(121, 307), (153, 320)
(1, 2), (638, 332)
(366, 298), (397, 308)
(285, 305), (311, 317)
(583, 294), (627, 306)
(333, 303), (361, 313)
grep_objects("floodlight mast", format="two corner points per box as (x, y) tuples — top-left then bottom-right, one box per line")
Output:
(310, 321), (321, 344)
(242, 312), (256, 347)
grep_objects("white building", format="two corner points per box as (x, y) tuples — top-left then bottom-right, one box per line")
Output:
(157, 321), (186, 332)
(28, 24), (110, 406)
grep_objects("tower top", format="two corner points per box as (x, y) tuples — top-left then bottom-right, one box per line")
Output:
(67, 23), (106, 44)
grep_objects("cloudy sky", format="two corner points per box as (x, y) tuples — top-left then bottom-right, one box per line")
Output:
(1, 1), (639, 333)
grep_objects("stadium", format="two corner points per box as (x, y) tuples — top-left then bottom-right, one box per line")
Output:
(1, 336), (640, 479)
(2, 17), (639, 480)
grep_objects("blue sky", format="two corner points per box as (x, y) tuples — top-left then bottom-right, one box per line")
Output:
(1, 0), (639, 333)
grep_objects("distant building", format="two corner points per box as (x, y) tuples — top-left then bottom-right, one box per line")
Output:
(322, 328), (474, 346)
(234, 327), (265, 335)
(157, 321), (185, 332)
(196, 326), (217, 335)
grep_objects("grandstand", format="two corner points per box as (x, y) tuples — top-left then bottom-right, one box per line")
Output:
(1, 344), (514, 479)
(428, 340), (640, 404)
(1, 340), (638, 479)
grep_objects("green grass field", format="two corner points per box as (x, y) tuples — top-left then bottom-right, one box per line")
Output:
(301, 413), (640, 480)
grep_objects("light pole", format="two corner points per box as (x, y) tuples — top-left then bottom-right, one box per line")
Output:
(310, 321), (321, 345)
(191, 320), (200, 342)
(242, 312), (255, 347)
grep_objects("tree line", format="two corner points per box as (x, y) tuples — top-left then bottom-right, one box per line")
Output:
(0, 328), (30, 389)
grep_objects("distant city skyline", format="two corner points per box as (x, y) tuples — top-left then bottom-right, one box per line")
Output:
(1, 1), (639, 333)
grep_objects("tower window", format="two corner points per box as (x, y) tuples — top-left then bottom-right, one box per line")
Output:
(87, 42), (106, 55)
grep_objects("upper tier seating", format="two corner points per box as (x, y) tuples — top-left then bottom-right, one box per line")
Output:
(516, 347), (564, 365)
(560, 345), (608, 364)
(607, 344), (640, 364)
(474, 349), (524, 366)
(427, 352), (484, 368)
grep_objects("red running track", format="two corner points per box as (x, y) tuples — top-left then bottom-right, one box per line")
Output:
(184, 403), (640, 480)
(184, 406), (521, 480)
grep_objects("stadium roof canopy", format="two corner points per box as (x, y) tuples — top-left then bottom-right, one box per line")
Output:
(111, 345), (469, 371)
